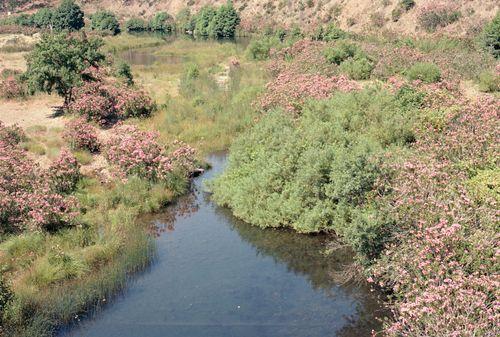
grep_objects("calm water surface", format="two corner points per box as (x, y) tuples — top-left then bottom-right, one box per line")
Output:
(60, 153), (385, 337)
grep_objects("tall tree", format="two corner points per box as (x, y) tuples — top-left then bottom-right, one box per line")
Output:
(52, 0), (85, 31)
(23, 33), (105, 105)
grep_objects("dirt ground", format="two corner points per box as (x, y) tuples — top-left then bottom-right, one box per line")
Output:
(0, 94), (66, 129)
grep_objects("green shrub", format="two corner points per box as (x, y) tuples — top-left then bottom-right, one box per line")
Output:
(246, 36), (279, 60)
(478, 71), (500, 93)
(116, 61), (134, 86)
(194, 3), (240, 38)
(0, 272), (13, 326)
(176, 8), (196, 32)
(482, 13), (500, 58)
(400, 0), (415, 11)
(324, 41), (359, 65)
(51, 0), (85, 32)
(125, 17), (147, 32)
(339, 55), (374, 80)
(90, 10), (120, 35)
(211, 88), (416, 260)
(311, 23), (346, 41)
(149, 12), (174, 32)
(406, 62), (441, 83)
(31, 8), (53, 28)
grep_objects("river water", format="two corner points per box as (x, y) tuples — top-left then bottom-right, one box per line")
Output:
(59, 153), (385, 337)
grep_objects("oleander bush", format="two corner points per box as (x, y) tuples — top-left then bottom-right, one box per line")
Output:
(62, 118), (101, 152)
(0, 123), (79, 233)
(48, 148), (81, 194)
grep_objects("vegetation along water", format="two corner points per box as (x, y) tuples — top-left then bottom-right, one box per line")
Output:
(0, 1), (498, 337)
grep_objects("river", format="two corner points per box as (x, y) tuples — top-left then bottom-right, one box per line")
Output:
(59, 152), (385, 337)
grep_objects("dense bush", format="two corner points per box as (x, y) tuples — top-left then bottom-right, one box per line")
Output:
(48, 148), (81, 194)
(482, 13), (500, 59)
(23, 34), (105, 104)
(259, 70), (359, 113)
(125, 18), (147, 32)
(418, 3), (461, 32)
(115, 61), (134, 86)
(68, 80), (155, 125)
(212, 88), (416, 260)
(193, 3), (240, 38)
(339, 55), (375, 80)
(0, 122), (79, 233)
(246, 36), (280, 60)
(0, 76), (25, 99)
(149, 12), (174, 32)
(372, 96), (499, 336)
(478, 71), (500, 93)
(406, 62), (442, 83)
(63, 118), (100, 152)
(90, 10), (120, 35)
(176, 8), (196, 33)
(324, 41), (360, 65)
(311, 24), (346, 41)
(104, 124), (195, 181)
(51, 0), (85, 32)
(31, 8), (53, 29)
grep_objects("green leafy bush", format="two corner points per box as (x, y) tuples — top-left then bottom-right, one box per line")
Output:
(405, 62), (441, 83)
(176, 8), (196, 32)
(339, 55), (374, 80)
(193, 3), (240, 38)
(51, 0), (85, 32)
(482, 13), (500, 58)
(149, 12), (174, 32)
(31, 8), (53, 28)
(211, 88), (416, 260)
(125, 17), (147, 32)
(478, 71), (500, 93)
(324, 41), (359, 65)
(246, 36), (280, 60)
(90, 10), (120, 35)
(311, 23), (346, 41)
(116, 61), (134, 86)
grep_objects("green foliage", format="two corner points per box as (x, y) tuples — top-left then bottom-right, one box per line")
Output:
(90, 10), (120, 35)
(478, 71), (500, 93)
(0, 272), (13, 326)
(339, 55), (374, 80)
(149, 12), (174, 32)
(246, 36), (280, 60)
(211, 88), (416, 260)
(51, 0), (85, 32)
(125, 17), (147, 32)
(400, 0), (416, 11)
(324, 41), (359, 65)
(115, 61), (134, 86)
(312, 24), (346, 41)
(176, 8), (196, 32)
(31, 8), (53, 28)
(482, 13), (500, 59)
(405, 62), (442, 83)
(194, 2), (240, 38)
(23, 34), (105, 104)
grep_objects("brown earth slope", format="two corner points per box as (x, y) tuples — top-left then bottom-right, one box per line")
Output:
(1, 0), (498, 36)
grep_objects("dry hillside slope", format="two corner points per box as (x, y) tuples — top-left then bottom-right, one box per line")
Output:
(1, 0), (498, 36)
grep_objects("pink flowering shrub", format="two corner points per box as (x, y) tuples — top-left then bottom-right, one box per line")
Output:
(259, 70), (359, 113)
(0, 122), (26, 145)
(104, 124), (196, 181)
(0, 76), (25, 99)
(0, 124), (78, 232)
(47, 148), (82, 194)
(418, 3), (461, 32)
(370, 95), (500, 336)
(63, 118), (100, 152)
(68, 80), (155, 126)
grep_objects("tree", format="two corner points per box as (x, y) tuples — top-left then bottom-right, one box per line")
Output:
(482, 13), (500, 59)
(176, 8), (195, 33)
(149, 12), (174, 32)
(90, 10), (120, 35)
(194, 6), (217, 37)
(52, 0), (85, 31)
(125, 17), (147, 31)
(208, 1), (240, 38)
(23, 33), (105, 105)
(32, 8), (54, 29)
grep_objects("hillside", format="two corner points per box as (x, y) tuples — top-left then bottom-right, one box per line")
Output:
(2, 0), (498, 36)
